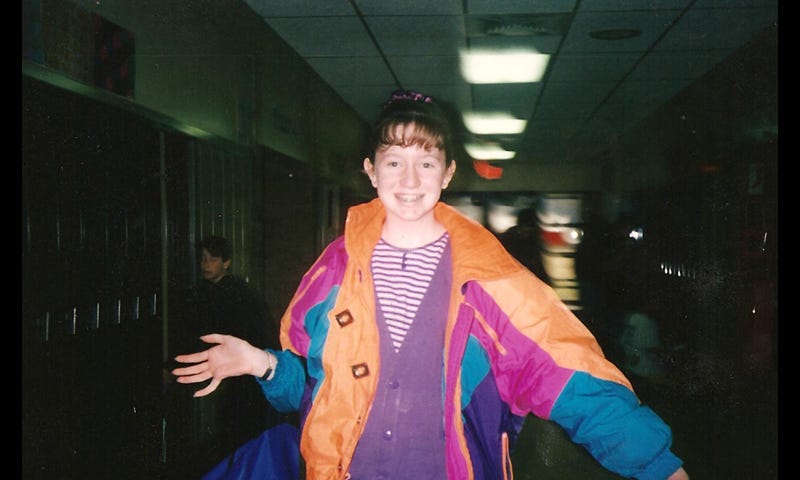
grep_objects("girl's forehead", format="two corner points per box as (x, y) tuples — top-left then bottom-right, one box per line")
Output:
(376, 143), (444, 157)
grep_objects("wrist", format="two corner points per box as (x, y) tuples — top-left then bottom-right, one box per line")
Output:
(257, 350), (277, 381)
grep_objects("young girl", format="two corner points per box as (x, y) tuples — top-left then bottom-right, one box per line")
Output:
(173, 90), (689, 480)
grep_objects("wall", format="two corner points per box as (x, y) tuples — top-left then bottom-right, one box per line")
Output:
(24, 0), (376, 318)
(38, 0), (369, 185)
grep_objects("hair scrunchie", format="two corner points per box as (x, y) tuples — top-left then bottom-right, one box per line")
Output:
(383, 89), (433, 109)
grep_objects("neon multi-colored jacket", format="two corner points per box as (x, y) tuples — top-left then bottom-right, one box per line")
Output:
(259, 198), (683, 480)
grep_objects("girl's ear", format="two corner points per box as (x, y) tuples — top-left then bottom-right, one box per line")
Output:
(442, 160), (456, 189)
(363, 158), (377, 187)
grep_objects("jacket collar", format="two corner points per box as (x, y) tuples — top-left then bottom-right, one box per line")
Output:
(344, 198), (523, 285)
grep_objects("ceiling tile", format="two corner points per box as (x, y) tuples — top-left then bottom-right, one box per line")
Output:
(243, 0), (354, 17)
(366, 16), (467, 56)
(355, 0), (464, 15)
(472, 84), (541, 120)
(609, 79), (692, 112)
(692, 0), (778, 7)
(264, 17), (378, 56)
(386, 55), (462, 85)
(467, 0), (577, 15)
(536, 81), (616, 118)
(533, 102), (596, 124)
(577, 0), (692, 11)
(519, 124), (582, 161)
(307, 57), (396, 86)
(560, 10), (682, 53)
(629, 50), (732, 81)
(656, 6), (777, 51)
(547, 52), (641, 82)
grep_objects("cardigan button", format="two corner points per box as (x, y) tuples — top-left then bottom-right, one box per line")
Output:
(386, 379), (399, 389)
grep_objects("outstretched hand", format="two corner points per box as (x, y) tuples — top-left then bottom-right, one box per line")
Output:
(668, 467), (689, 480)
(171, 333), (267, 397)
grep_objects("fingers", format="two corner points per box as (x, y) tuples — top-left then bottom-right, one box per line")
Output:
(174, 350), (209, 364)
(172, 361), (208, 378)
(172, 334), (226, 364)
(174, 370), (212, 384)
(199, 333), (226, 344)
(193, 378), (221, 397)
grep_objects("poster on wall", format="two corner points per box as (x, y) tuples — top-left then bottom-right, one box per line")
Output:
(92, 13), (135, 98)
(27, 0), (135, 99)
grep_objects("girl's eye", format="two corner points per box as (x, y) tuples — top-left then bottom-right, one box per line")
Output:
(388, 161), (399, 167)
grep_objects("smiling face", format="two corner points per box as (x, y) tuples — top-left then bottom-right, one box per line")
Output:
(364, 123), (456, 239)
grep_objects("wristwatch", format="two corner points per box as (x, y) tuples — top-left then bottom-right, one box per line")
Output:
(259, 352), (276, 381)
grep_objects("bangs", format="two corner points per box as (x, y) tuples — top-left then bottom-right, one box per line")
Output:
(377, 122), (446, 153)
(366, 96), (454, 162)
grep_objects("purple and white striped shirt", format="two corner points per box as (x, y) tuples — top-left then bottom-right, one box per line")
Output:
(371, 232), (449, 352)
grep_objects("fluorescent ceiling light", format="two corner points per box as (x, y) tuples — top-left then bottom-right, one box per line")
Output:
(463, 112), (527, 135)
(460, 48), (550, 84)
(465, 143), (516, 160)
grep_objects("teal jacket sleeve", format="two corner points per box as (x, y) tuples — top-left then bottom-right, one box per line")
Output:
(256, 348), (307, 413)
(550, 372), (683, 480)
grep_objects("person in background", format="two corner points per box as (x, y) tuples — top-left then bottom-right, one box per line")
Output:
(165, 235), (283, 478)
(498, 206), (548, 282)
(172, 91), (690, 480)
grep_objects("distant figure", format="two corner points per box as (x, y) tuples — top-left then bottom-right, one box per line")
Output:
(187, 236), (278, 348)
(619, 311), (665, 379)
(166, 235), (283, 479)
(498, 207), (548, 281)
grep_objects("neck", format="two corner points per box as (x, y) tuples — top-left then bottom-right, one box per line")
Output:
(382, 217), (445, 249)
(210, 273), (228, 284)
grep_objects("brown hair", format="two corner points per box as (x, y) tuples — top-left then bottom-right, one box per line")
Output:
(366, 91), (455, 165)
(199, 235), (232, 261)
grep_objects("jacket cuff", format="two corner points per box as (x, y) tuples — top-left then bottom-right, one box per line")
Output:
(637, 450), (683, 480)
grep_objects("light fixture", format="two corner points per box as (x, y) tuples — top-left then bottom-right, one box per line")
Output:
(463, 112), (527, 135)
(460, 48), (550, 84)
(465, 142), (516, 160)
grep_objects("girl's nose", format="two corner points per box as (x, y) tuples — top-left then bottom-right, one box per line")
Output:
(400, 166), (420, 187)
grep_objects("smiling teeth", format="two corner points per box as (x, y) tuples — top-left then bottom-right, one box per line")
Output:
(397, 194), (422, 202)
